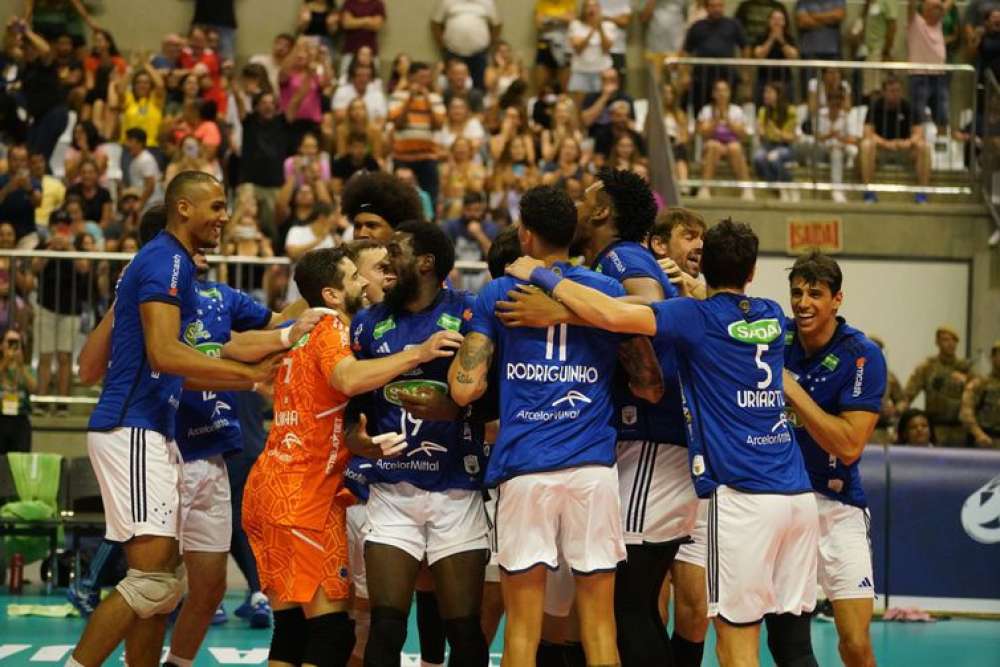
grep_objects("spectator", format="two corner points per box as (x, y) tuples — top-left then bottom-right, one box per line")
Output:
(859, 77), (930, 204)
(62, 196), (104, 247)
(298, 0), (340, 52)
(963, 0), (997, 49)
(163, 72), (202, 124)
(485, 40), (523, 102)
(697, 79), (753, 201)
(541, 97), (584, 163)
(11, 18), (70, 162)
(66, 158), (112, 229)
(442, 59), (486, 114)
(0, 145), (43, 248)
(970, 9), (1000, 92)
(336, 97), (384, 161)
(444, 191), (497, 291)
(284, 131), (332, 189)
(331, 131), (380, 194)
(151, 33), (184, 73)
(440, 136), (487, 219)
(581, 68), (634, 134)
(489, 135), (539, 222)
(388, 61), (446, 208)
(341, 0), (386, 70)
(179, 25), (224, 112)
(219, 192), (275, 300)
(639, 0), (689, 56)
(751, 7), (799, 103)
(661, 82), (690, 189)
(754, 82), (798, 200)
(592, 99), (645, 162)
(109, 59), (166, 152)
(681, 0), (749, 113)
(0, 328), (36, 454)
(123, 128), (164, 212)
(961, 340), (1000, 448)
(103, 187), (142, 251)
(942, 0), (960, 61)
(870, 335), (906, 443)
(436, 96), (487, 156)
(812, 87), (856, 202)
(82, 29), (126, 125)
(164, 134), (217, 186)
(736, 0), (792, 43)
(29, 150), (65, 229)
(191, 0), (238, 61)
(51, 32), (84, 101)
(541, 136), (589, 186)
(63, 121), (108, 184)
(807, 66), (852, 116)
(238, 91), (295, 239)
(900, 325), (973, 446)
(861, 0), (898, 97)
(277, 181), (334, 253)
(608, 134), (642, 171)
(0, 223), (34, 346)
(279, 38), (329, 147)
(431, 0), (502, 91)
(895, 408), (936, 446)
(387, 52), (413, 94)
(26, 0), (99, 48)
(393, 165), (436, 221)
(795, 0), (846, 60)
(489, 105), (537, 164)
(333, 59), (388, 123)
(907, 0), (948, 130)
(599, 0), (633, 83)
(250, 33), (295, 94)
(533, 0), (576, 91)
(567, 1), (616, 103)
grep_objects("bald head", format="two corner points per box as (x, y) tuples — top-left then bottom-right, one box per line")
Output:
(165, 171), (222, 222)
(165, 171), (228, 250)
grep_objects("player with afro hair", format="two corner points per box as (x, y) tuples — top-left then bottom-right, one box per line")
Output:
(341, 171), (425, 242)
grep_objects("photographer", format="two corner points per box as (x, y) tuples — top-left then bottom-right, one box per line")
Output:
(0, 328), (35, 453)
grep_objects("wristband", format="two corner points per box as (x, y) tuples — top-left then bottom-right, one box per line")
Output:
(529, 267), (564, 294)
(280, 326), (293, 348)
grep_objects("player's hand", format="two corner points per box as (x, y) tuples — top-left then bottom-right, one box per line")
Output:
(658, 257), (684, 286)
(249, 353), (284, 383)
(253, 379), (274, 401)
(505, 256), (545, 282)
(417, 330), (464, 363)
(288, 308), (323, 344)
(496, 284), (569, 328)
(399, 387), (461, 421)
(348, 414), (408, 458)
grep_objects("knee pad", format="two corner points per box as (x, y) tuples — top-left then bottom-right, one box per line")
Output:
(444, 615), (488, 666)
(304, 612), (356, 667)
(364, 606), (408, 667)
(270, 607), (308, 665)
(115, 568), (183, 619)
(766, 613), (818, 667)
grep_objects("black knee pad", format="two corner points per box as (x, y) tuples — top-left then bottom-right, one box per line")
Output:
(364, 606), (409, 667)
(303, 612), (356, 667)
(270, 607), (308, 664)
(766, 613), (818, 667)
(444, 615), (488, 666)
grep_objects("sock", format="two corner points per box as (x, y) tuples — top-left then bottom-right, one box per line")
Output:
(563, 642), (586, 667)
(164, 656), (193, 667)
(671, 633), (705, 667)
(64, 657), (84, 667)
(250, 591), (269, 606)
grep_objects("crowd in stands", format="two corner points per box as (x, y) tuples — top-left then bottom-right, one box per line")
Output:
(0, 0), (996, 442)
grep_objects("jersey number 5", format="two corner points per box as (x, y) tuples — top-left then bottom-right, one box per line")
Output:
(754, 344), (773, 389)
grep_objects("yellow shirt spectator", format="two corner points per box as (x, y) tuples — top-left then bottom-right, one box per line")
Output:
(120, 90), (164, 148)
(757, 105), (798, 145)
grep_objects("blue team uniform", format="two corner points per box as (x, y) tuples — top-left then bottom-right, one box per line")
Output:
(592, 241), (686, 445)
(349, 289), (486, 492)
(173, 281), (272, 463)
(469, 263), (627, 487)
(651, 294), (812, 498)
(784, 317), (887, 508)
(90, 232), (198, 439)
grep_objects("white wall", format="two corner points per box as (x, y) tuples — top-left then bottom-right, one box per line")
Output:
(747, 255), (972, 390)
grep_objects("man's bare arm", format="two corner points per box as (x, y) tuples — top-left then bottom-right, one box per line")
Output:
(78, 307), (115, 385)
(448, 332), (495, 407)
(332, 330), (462, 397)
(783, 371), (878, 465)
(619, 337), (664, 404)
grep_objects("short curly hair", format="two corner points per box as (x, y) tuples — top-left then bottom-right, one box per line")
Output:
(520, 185), (577, 248)
(341, 172), (424, 228)
(597, 168), (658, 243)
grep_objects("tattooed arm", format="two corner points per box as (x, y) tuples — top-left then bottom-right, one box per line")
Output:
(619, 337), (665, 404)
(448, 332), (496, 407)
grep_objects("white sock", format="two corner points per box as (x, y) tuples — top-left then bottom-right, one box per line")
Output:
(250, 591), (269, 606)
(164, 654), (193, 667)
(64, 656), (84, 667)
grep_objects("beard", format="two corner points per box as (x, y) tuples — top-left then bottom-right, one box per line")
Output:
(383, 264), (419, 313)
(344, 291), (366, 316)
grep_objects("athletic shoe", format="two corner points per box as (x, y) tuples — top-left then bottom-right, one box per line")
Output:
(212, 603), (228, 625)
(248, 592), (272, 629)
(815, 598), (835, 622)
(740, 189), (755, 202)
(234, 594), (253, 619)
(696, 187), (712, 200)
(863, 191), (878, 204)
(832, 191), (847, 203)
(989, 229), (1000, 247)
(66, 584), (99, 617)
(914, 192), (928, 204)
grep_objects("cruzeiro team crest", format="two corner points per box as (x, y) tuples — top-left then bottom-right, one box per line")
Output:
(183, 320), (222, 358)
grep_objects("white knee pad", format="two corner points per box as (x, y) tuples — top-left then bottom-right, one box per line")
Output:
(116, 568), (184, 619)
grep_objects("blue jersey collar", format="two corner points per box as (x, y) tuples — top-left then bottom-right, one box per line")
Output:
(789, 316), (850, 362)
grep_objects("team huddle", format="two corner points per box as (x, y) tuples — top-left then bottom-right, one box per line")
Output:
(64, 167), (887, 667)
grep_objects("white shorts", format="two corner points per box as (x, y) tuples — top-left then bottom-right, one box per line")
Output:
(346, 503), (368, 598)
(87, 428), (181, 543)
(618, 441), (699, 545)
(363, 482), (488, 566)
(178, 455), (231, 553)
(708, 487), (819, 625)
(675, 500), (708, 568)
(36, 307), (78, 354)
(816, 494), (875, 601)
(544, 559), (576, 618)
(496, 465), (625, 575)
(484, 490), (500, 584)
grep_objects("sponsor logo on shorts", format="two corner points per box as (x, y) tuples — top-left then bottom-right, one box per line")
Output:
(726, 318), (781, 345)
(852, 357), (867, 397)
(961, 474), (1000, 544)
(858, 577), (873, 588)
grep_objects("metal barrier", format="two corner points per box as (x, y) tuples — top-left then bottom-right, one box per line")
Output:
(980, 71), (1000, 233)
(659, 56), (978, 198)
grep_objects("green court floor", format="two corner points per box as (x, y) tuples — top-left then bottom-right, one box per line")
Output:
(2, 593), (999, 665)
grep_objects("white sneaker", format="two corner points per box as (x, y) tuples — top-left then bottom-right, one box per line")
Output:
(741, 189), (755, 202)
(778, 189), (789, 202)
(990, 228), (1000, 247)
(697, 187), (711, 200)
(788, 189), (801, 203)
(832, 191), (847, 203)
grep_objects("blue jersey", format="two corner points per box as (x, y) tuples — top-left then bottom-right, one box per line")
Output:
(652, 294), (812, 498)
(350, 289), (486, 492)
(174, 281), (272, 462)
(89, 232), (198, 438)
(592, 241), (686, 445)
(784, 317), (886, 508)
(469, 263), (626, 487)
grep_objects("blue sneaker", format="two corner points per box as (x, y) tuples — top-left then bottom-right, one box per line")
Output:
(66, 584), (99, 617)
(248, 592), (272, 629)
(234, 595), (253, 619)
(212, 603), (228, 625)
(863, 191), (878, 204)
(914, 192), (928, 204)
